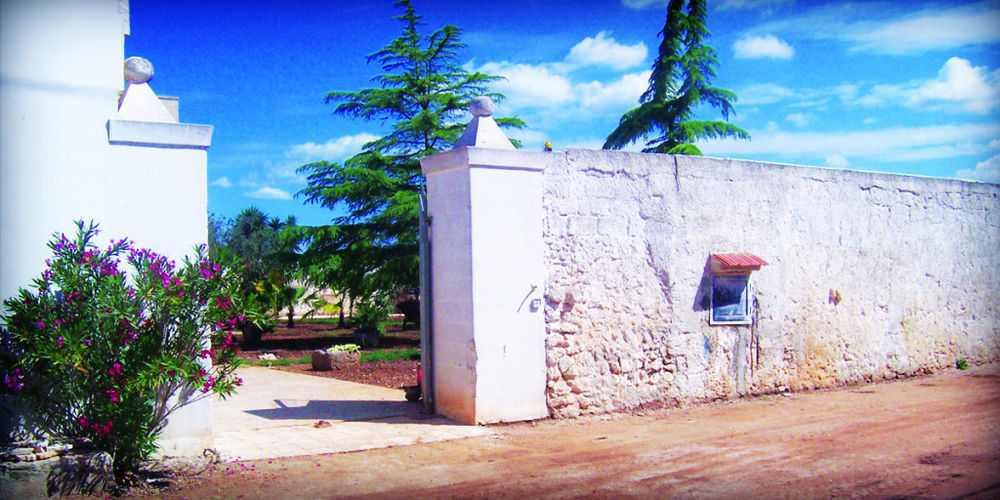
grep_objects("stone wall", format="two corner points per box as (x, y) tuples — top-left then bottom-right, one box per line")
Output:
(543, 149), (1000, 418)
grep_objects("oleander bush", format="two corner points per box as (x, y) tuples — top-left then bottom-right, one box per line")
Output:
(0, 221), (247, 483)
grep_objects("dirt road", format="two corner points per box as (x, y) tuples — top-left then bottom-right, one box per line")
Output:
(137, 364), (999, 499)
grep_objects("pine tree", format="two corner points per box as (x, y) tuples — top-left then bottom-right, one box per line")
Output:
(297, 0), (523, 302)
(604, 0), (749, 154)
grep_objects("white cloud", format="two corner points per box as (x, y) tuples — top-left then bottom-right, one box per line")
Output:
(717, 0), (791, 11)
(621, 0), (666, 9)
(566, 32), (647, 71)
(785, 112), (812, 127)
(903, 57), (1000, 114)
(211, 176), (232, 188)
(955, 154), (1000, 183)
(737, 83), (797, 105)
(702, 123), (1000, 164)
(477, 61), (574, 110)
(246, 187), (292, 200)
(750, 2), (1000, 55)
(990, 139), (1000, 149)
(849, 3), (1000, 55)
(733, 35), (794, 59)
(287, 133), (379, 162)
(824, 154), (850, 168)
(737, 58), (1000, 115)
(576, 71), (650, 109)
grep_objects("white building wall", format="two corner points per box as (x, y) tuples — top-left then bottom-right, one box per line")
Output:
(0, 0), (129, 303)
(2, 0), (217, 455)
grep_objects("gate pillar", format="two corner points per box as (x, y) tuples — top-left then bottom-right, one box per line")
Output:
(420, 97), (549, 424)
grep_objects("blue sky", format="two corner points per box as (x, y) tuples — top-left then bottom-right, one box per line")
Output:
(126, 0), (1000, 227)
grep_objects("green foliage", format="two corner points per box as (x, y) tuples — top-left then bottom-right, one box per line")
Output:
(351, 298), (393, 334)
(327, 344), (361, 354)
(0, 221), (245, 483)
(956, 358), (969, 370)
(210, 207), (309, 341)
(604, 0), (749, 154)
(361, 347), (420, 363)
(297, 0), (524, 303)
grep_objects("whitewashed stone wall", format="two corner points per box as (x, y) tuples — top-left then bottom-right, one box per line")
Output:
(543, 149), (1000, 418)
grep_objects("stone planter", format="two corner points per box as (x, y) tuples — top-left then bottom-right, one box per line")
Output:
(311, 350), (360, 371)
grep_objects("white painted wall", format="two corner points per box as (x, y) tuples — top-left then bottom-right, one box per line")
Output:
(422, 147), (549, 424)
(543, 149), (1000, 417)
(424, 162), (477, 423)
(469, 165), (546, 423)
(0, 0), (129, 304)
(1, 0), (217, 455)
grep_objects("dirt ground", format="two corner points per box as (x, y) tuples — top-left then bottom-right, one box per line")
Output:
(236, 321), (420, 389)
(118, 363), (999, 499)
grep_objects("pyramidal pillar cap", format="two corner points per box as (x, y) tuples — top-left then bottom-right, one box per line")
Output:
(116, 57), (176, 123)
(454, 96), (514, 150)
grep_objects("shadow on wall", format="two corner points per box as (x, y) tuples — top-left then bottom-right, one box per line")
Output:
(692, 256), (713, 312)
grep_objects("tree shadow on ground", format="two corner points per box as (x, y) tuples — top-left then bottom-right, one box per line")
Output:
(244, 399), (442, 423)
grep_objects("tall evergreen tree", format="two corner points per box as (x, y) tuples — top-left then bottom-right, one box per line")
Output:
(604, 0), (749, 154)
(297, 0), (523, 302)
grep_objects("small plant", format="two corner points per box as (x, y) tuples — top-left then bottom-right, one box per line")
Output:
(0, 221), (246, 484)
(352, 299), (392, 334)
(327, 344), (360, 354)
(956, 359), (969, 370)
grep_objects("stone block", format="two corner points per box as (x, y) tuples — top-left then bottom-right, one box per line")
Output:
(311, 350), (360, 371)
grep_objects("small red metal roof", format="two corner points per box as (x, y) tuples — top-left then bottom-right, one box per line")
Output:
(711, 253), (769, 268)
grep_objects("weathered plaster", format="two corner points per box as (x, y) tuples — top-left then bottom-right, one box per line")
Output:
(543, 149), (1000, 417)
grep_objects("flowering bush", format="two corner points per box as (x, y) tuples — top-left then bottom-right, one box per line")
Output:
(0, 221), (246, 483)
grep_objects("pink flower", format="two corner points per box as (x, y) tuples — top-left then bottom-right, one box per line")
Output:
(108, 363), (123, 382)
(57, 336), (64, 347)
(92, 420), (113, 436)
(201, 376), (216, 393)
(105, 389), (120, 403)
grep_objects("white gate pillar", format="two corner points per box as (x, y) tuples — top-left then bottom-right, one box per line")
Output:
(107, 58), (214, 456)
(420, 97), (549, 424)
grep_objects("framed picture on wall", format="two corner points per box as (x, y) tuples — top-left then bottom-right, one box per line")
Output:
(710, 275), (751, 325)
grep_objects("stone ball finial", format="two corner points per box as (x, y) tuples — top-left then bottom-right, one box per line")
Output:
(470, 96), (495, 117)
(124, 57), (154, 84)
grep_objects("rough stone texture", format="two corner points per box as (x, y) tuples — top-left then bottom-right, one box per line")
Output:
(311, 350), (360, 371)
(542, 149), (1000, 418)
(0, 450), (112, 498)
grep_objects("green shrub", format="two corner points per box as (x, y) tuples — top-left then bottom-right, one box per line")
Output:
(956, 359), (969, 370)
(0, 221), (245, 484)
(327, 344), (360, 354)
(352, 299), (392, 334)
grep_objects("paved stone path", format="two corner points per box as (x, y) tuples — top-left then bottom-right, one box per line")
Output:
(211, 366), (489, 461)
